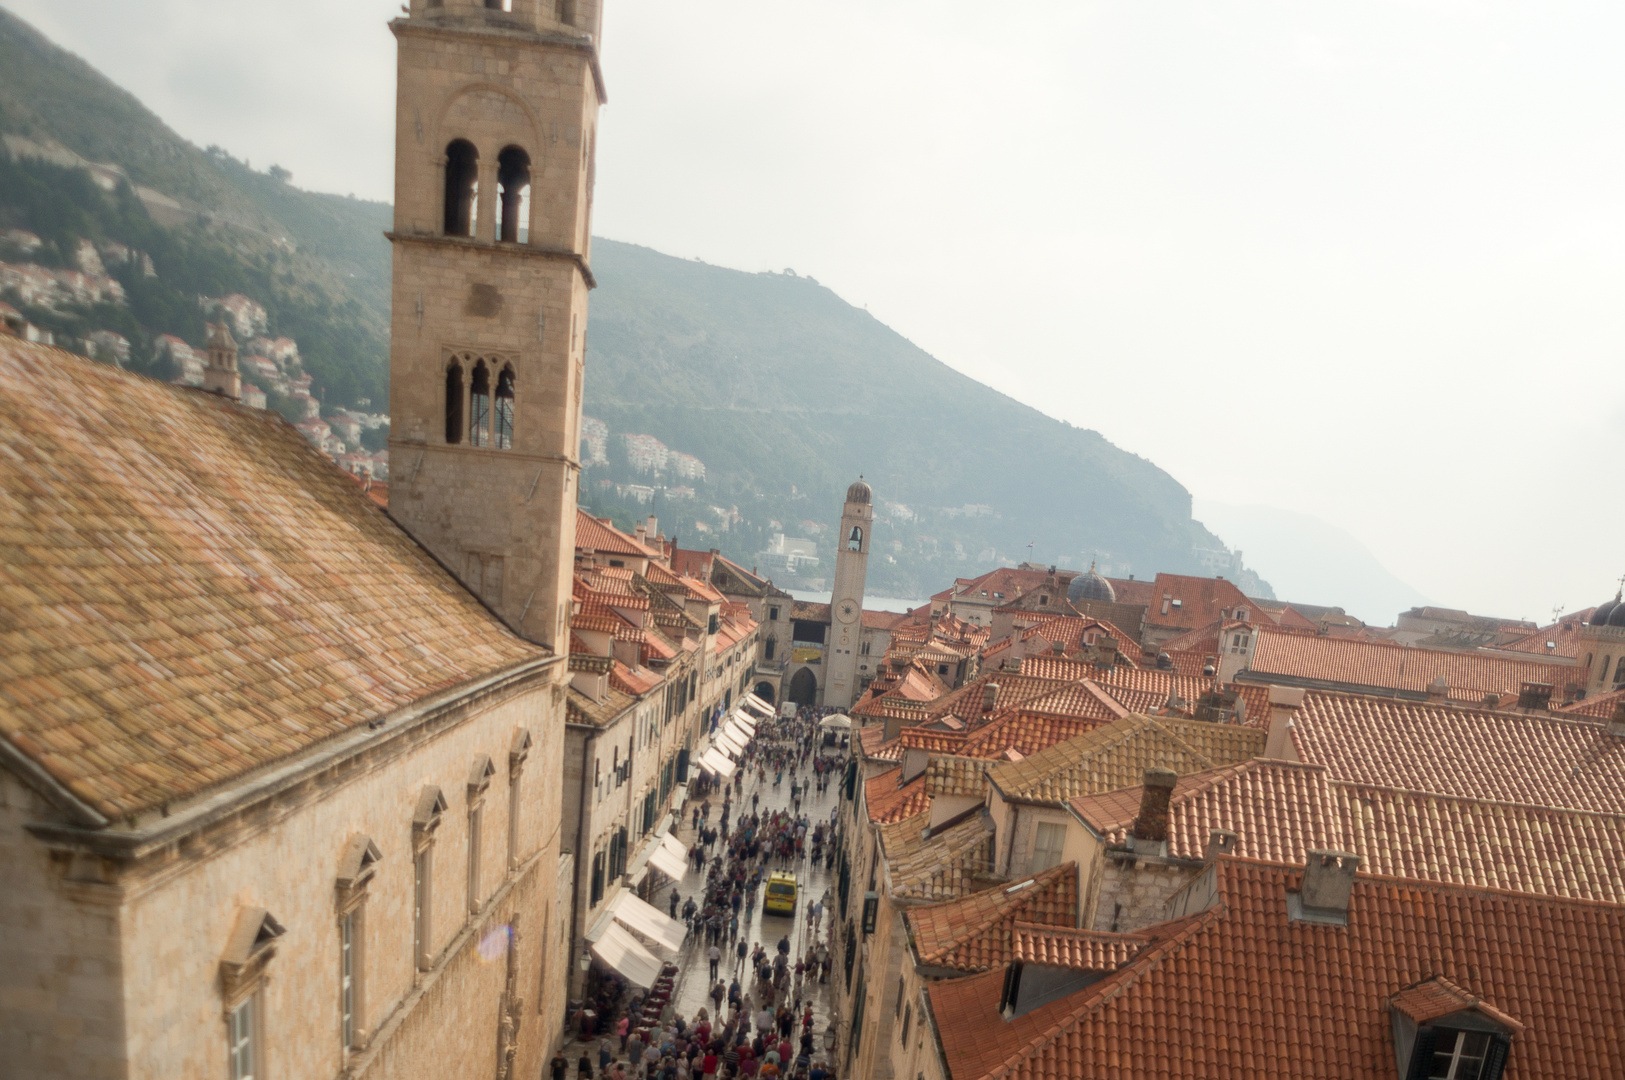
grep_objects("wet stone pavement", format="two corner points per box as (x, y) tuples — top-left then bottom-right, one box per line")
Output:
(558, 743), (849, 1079)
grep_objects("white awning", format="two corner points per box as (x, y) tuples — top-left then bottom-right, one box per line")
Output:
(724, 716), (755, 742)
(649, 837), (689, 881)
(610, 890), (687, 952)
(742, 694), (776, 719)
(591, 921), (664, 987)
(729, 710), (758, 735)
(699, 747), (737, 777)
(714, 727), (748, 758)
(819, 713), (853, 731)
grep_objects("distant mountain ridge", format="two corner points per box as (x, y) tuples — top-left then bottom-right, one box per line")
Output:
(0, 7), (1265, 598)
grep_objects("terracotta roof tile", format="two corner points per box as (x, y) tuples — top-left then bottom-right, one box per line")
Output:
(1008, 922), (1148, 971)
(880, 810), (999, 902)
(865, 767), (932, 824)
(0, 341), (542, 820)
(988, 715), (1265, 805)
(930, 857), (1625, 1080)
(1249, 627), (1578, 699)
(1291, 688), (1625, 812)
(906, 863), (1078, 973)
(574, 510), (660, 559)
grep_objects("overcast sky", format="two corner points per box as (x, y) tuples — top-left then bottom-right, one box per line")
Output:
(10, 0), (1625, 622)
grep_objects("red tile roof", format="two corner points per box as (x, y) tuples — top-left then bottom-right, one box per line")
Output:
(575, 509), (659, 559)
(1289, 688), (1625, 813)
(1141, 573), (1256, 629)
(0, 341), (544, 821)
(1009, 922), (1149, 971)
(1248, 627), (1578, 699)
(1557, 685), (1625, 719)
(1389, 976), (1525, 1033)
(865, 767), (932, 825)
(929, 856), (1625, 1080)
(906, 863), (1078, 974)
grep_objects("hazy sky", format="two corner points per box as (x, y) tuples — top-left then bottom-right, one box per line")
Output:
(10, 0), (1625, 622)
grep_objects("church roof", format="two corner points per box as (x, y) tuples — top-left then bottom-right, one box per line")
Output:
(0, 341), (543, 823)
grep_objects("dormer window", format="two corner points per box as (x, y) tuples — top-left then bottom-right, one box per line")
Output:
(1389, 977), (1518, 1080)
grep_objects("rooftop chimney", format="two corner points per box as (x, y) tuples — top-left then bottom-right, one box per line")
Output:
(1291, 850), (1360, 924)
(1425, 676), (1448, 703)
(1516, 681), (1554, 712)
(983, 682), (1000, 712)
(1609, 699), (1625, 738)
(1264, 685), (1305, 760)
(635, 522), (647, 546)
(1130, 767), (1177, 851)
(1205, 828), (1238, 862)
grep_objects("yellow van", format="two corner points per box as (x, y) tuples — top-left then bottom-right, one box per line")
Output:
(764, 871), (798, 915)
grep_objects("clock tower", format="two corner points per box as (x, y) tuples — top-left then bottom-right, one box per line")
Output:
(825, 478), (873, 709)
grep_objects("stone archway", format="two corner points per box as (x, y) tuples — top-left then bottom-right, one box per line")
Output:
(788, 667), (818, 707)
(753, 681), (777, 706)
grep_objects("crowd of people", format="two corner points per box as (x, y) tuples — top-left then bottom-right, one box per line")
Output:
(555, 703), (851, 1080)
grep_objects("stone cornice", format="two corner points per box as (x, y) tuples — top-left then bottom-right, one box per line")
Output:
(385, 231), (597, 289)
(389, 16), (607, 104)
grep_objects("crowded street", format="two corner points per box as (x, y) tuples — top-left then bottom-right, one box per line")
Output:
(555, 707), (853, 1080)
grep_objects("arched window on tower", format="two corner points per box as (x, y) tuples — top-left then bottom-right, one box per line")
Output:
(764, 637), (776, 661)
(444, 361), (464, 444)
(495, 365), (515, 449)
(469, 361), (491, 447)
(443, 140), (479, 237)
(497, 146), (530, 244)
(848, 526), (863, 552)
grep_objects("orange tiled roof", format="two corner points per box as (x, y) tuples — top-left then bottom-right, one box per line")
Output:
(906, 863), (1077, 974)
(1389, 976), (1525, 1032)
(1290, 688), (1625, 813)
(609, 660), (662, 697)
(1247, 627), (1578, 699)
(880, 810), (998, 902)
(987, 714), (1265, 804)
(1499, 610), (1593, 658)
(865, 767), (932, 824)
(1140, 573), (1256, 629)
(930, 857), (1625, 1080)
(0, 341), (543, 821)
(575, 509), (659, 559)
(1557, 685), (1625, 719)
(1009, 922), (1148, 971)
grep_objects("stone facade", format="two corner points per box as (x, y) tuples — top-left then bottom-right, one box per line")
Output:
(386, 0), (605, 651)
(826, 484), (874, 709)
(2, 662), (570, 1080)
(1090, 854), (1202, 934)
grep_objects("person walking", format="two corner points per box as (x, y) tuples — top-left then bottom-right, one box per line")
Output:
(552, 1051), (570, 1080)
(735, 937), (749, 975)
(708, 943), (722, 982)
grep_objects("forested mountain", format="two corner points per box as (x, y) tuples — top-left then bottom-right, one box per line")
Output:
(0, 7), (1266, 599)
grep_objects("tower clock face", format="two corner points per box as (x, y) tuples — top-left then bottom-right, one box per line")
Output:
(837, 602), (857, 624)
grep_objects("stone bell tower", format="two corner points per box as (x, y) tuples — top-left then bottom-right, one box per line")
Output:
(386, 0), (606, 649)
(825, 479), (873, 709)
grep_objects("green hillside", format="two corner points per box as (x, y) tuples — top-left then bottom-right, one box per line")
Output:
(0, 7), (1267, 598)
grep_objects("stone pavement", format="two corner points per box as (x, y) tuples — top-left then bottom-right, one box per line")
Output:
(556, 743), (848, 1077)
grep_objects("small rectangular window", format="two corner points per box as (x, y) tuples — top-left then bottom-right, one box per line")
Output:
(1032, 822), (1066, 872)
(340, 911), (357, 1050)
(467, 805), (483, 913)
(1428, 1030), (1491, 1079)
(414, 849), (433, 970)
(228, 994), (257, 1080)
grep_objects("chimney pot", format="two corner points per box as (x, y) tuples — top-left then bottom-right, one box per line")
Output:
(1131, 767), (1178, 844)
(983, 682), (1000, 711)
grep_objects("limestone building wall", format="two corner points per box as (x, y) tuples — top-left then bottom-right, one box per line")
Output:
(1090, 857), (1201, 934)
(3, 669), (569, 1080)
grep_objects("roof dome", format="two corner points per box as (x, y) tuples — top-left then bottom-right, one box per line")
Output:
(1595, 594), (1622, 627)
(1067, 562), (1116, 604)
(846, 478), (872, 505)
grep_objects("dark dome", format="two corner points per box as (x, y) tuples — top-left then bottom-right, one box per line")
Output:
(846, 479), (872, 505)
(1596, 597), (1621, 626)
(1611, 603), (1625, 628)
(1068, 562), (1116, 604)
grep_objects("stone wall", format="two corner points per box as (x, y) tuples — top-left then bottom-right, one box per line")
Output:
(1091, 855), (1202, 934)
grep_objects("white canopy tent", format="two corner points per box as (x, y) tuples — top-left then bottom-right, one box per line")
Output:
(590, 921), (664, 987)
(699, 747), (737, 778)
(818, 713), (853, 731)
(648, 832), (689, 880)
(608, 890), (687, 952)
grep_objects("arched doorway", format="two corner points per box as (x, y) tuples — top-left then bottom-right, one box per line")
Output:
(753, 682), (777, 706)
(788, 667), (818, 707)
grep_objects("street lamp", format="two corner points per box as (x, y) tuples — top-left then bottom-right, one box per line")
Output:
(579, 949), (592, 973)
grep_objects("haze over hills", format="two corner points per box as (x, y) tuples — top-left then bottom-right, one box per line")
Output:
(0, 6), (1270, 600)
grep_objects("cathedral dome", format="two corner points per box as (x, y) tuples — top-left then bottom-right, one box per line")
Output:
(1594, 594), (1623, 627)
(846, 478), (872, 505)
(1068, 562), (1116, 604)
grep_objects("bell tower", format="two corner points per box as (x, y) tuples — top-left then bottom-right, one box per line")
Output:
(386, 0), (606, 649)
(826, 479), (873, 709)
